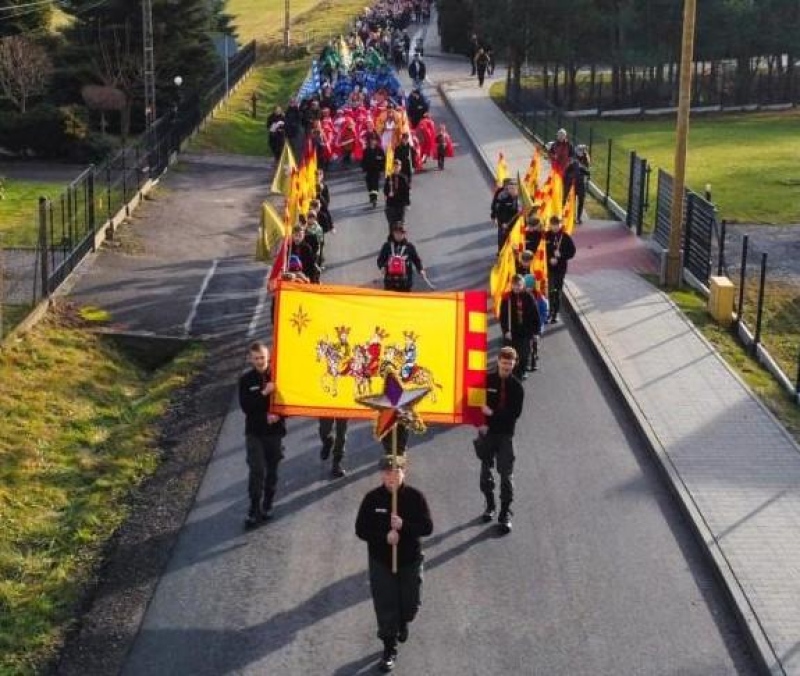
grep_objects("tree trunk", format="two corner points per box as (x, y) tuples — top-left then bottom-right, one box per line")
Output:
(552, 62), (560, 106)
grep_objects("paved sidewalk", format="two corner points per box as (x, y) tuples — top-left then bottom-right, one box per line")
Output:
(436, 40), (800, 676)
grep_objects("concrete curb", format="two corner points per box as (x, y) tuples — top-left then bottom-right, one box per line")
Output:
(438, 84), (781, 676)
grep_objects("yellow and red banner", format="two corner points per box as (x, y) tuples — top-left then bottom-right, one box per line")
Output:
(271, 283), (487, 424)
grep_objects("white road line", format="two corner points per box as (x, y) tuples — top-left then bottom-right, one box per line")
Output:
(247, 284), (269, 339)
(183, 258), (218, 337)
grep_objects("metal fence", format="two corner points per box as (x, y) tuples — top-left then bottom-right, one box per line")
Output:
(506, 93), (800, 399)
(1, 40), (256, 339)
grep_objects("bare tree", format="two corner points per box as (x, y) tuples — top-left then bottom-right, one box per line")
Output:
(0, 36), (53, 113)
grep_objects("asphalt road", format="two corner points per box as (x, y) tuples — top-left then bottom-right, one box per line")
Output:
(117, 47), (759, 676)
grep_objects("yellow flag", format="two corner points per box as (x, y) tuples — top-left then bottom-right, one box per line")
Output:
(537, 174), (554, 223)
(385, 143), (394, 175)
(506, 212), (526, 252)
(523, 147), (540, 194)
(551, 171), (564, 219)
(271, 143), (297, 196)
(256, 201), (287, 262)
(495, 152), (508, 188)
(531, 233), (549, 295)
(563, 184), (577, 235)
(271, 283), (488, 425)
(518, 171), (535, 213)
(286, 168), (301, 227)
(489, 240), (516, 318)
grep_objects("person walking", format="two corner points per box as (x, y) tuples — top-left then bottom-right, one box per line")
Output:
(384, 159), (411, 228)
(355, 455), (433, 673)
(361, 136), (386, 207)
(499, 275), (541, 381)
(435, 123), (454, 170)
(475, 346), (525, 534)
(545, 215), (577, 323)
(266, 105), (286, 160)
(490, 179), (520, 253)
(238, 341), (286, 528)
(475, 48), (490, 87)
(377, 223), (431, 292)
(407, 54), (427, 89)
(319, 417), (348, 478)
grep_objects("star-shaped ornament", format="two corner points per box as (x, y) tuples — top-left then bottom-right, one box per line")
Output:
(356, 368), (430, 440)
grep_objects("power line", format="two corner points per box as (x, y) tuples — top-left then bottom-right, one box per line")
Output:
(0, 0), (56, 12)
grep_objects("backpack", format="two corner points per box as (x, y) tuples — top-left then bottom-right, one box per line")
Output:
(386, 244), (408, 279)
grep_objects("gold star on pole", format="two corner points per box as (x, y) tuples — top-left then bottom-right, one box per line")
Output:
(356, 368), (430, 440)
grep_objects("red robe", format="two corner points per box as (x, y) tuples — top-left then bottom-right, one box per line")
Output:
(415, 117), (437, 163)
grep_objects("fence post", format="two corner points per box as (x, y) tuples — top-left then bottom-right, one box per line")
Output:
(644, 163), (652, 212)
(626, 151), (636, 229)
(737, 234), (748, 327)
(571, 117), (578, 144)
(752, 252), (768, 353)
(87, 169), (96, 250)
(39, 197), (50, 297)
(683, 195), (694, 272)
(636, 157), (647, 236)
(106, 164), (113, 223)
(604, 138), (612, 205)
(588, 126), (594, 157)
(122, 149), (127, 206)
(717, 219), (727, 276)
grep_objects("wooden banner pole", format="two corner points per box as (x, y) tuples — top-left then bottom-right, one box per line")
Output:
(391, 423), (398, 574)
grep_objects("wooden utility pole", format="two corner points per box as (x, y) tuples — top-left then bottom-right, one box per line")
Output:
(665, 0), (697, 288)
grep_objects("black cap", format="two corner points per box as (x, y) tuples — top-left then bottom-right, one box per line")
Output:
(379, 455), (406, 471)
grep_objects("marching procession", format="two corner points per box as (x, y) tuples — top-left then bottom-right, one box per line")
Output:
(245, 1), (581, 671)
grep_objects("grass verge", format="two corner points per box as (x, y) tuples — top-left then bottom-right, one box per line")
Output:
(0, 180), (69, 247)
(651, 277), (800, 440)
(195, 0), (371, 156)
(189, 61), (309, 156)
(0, 307), (204, 675)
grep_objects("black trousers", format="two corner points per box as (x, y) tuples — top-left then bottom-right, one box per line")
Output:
(497, 222), (511, 252)
(369, 555), (424, 643)
(245, 434), (283, 510)
(385, 204), (406, 229)
(548, 269), (566, 319)
(318, 418), (348, 461)
(366, 171), (381, 199)
(510, 334), (531, 379)
(479, 433), (515, 509)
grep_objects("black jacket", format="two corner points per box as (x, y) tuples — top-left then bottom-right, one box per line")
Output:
(362, 146), (386, 176)
(490, 188), (519, 226)
(408, 59), (427, 82)
(384, 172), (411, 207)
(355, 483), (433, 567)
(394, 142), (415, 179)
(290, 240), (319, 282)
(484, 370), (524, 435)
(500, 291), (541, 339)
(284, 105), (302, 138)
(238, 367), (286, 437)
(377, 238), (423, 291)
(406, 91), (429, 127)
(545, 230), (576, 275)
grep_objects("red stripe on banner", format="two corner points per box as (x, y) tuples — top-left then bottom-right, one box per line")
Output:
(460, 290), (488, 427)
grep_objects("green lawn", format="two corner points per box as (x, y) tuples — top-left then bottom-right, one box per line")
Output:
(667, 282), (800, 441)
(189, 61), (309, 156)
(195, 0), (371, 156)
(0, 180), (69, 247)
(588, 111), (800, 225)
(0, 311), (203, 675)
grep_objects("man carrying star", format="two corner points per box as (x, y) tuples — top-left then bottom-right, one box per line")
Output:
(355, 455), (433, 673)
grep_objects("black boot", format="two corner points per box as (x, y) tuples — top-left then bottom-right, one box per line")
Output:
(331, 460), (346, 478)
(498, 504), (513, 534)
(379, 639), (398, 672)
(320, 439), (332, 461)
(481, 495), (496, 523)
(245, 500), (265, 528)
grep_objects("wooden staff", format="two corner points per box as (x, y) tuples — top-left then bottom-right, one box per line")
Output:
(391, 423), (398, 574)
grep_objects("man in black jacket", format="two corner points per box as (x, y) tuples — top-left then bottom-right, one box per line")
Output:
(356, 455), (433, 673)
(545, 215), (577, 323)
(500, 275), (541, 381)
(394, 132), (416, 186)
(377, 223), (429, 292)
(361, 136), (386, 207)
(384, 160), (411, 228)
(490, 179), (520, 253)
(238, 342), (287, 528)
(476, 346), (525, 534)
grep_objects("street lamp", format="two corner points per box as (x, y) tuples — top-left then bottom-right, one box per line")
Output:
(172, 75), (183, 117)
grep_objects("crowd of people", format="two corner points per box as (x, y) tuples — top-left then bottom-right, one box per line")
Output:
(240, 3), (581, 672)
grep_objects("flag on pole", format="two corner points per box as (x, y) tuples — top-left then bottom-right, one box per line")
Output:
(551, 171), (564, 219)
(271, 142), (297, 196)
(286, 167), (301, 227)
(489, 239), (517, 318)
(297, 60), (322, 100)
(495, 152), (508, 188)
(256, 201), (287, 262)
(563, 184), (577, 235)
(267, 235), (290, 289)
(531, 233), (549, 294)
(384, 142), (394, 175)
(523, 147), (541, 194)
(271, 283), (488, 424)
(518, 171), (536, 214)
